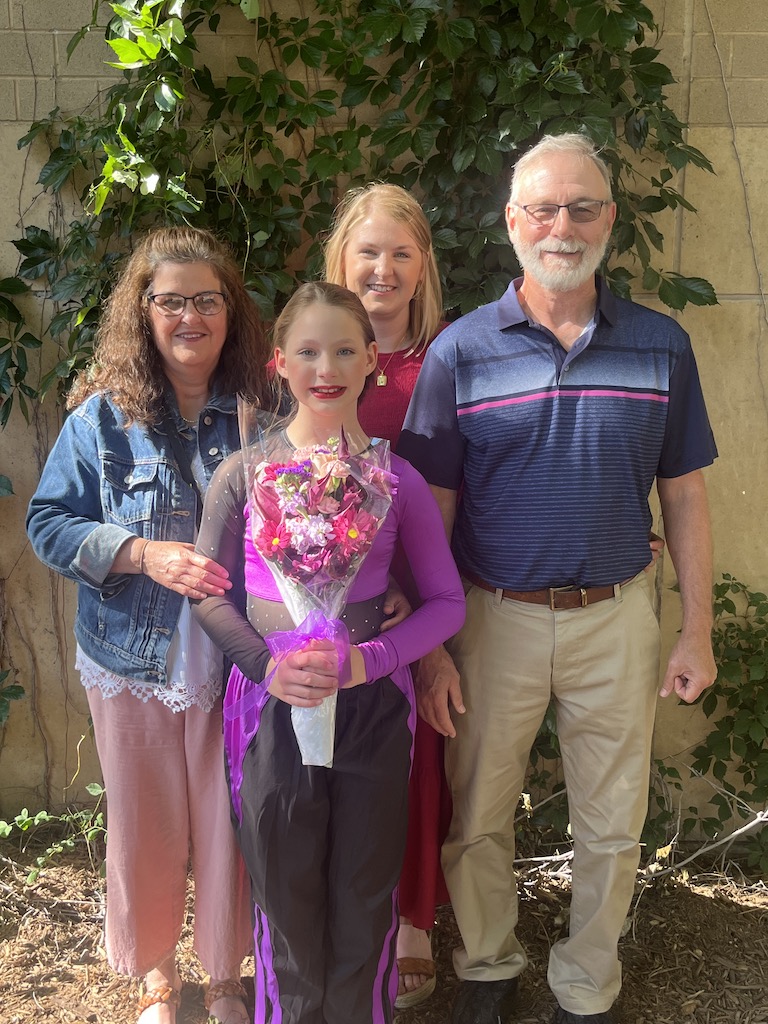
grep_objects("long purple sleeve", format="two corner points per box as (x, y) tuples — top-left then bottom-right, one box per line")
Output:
(356, 458), (465, 682)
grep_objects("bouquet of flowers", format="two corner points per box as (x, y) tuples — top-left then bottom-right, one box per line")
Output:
(238, 404), (395, 766)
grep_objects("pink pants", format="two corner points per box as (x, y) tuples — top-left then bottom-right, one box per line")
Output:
(87, 687), (252, 978)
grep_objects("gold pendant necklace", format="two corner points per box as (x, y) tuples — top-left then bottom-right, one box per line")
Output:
(375, 335), (408, 387)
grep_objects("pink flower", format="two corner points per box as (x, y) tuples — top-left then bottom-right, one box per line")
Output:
(331, 506), (379, 559)
(255, 519), (291, 560)
(307, 449), (351, 481)
(316, 494), (341, 514)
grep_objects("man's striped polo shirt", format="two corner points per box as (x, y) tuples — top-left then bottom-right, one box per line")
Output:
(398, 277), (717, 591)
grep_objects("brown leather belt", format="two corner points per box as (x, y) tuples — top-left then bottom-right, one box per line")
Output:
(462, 569), (628, 611)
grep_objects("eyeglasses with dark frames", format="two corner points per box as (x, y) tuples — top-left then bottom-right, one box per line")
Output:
(147, 291), (227, 317)
(514, 200), (610, 225)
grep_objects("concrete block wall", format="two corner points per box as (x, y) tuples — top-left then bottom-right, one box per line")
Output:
(0, 0), (767, 814)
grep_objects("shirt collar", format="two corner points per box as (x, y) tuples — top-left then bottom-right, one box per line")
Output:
(497, 275), (618, 330)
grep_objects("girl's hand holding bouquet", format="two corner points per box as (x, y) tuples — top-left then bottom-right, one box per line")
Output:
(266, 638), (339, 707)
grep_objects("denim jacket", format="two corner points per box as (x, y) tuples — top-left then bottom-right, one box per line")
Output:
(26, 391), (241, 686)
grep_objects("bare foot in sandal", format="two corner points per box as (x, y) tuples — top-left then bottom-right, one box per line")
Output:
(395, 918), (436, 1009)
(138, 959), (182, 1024)
(206, 977), (249, 1024)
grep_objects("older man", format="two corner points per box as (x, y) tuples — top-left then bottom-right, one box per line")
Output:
(398, 133), (717, 1024)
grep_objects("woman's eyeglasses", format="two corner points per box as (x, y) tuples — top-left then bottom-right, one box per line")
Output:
(147, 291), (226, 316)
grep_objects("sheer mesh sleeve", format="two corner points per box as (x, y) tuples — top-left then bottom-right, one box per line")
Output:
(191, 451), (272, 683)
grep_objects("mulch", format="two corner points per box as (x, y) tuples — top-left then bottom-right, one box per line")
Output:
(1, 842), (767, 1023)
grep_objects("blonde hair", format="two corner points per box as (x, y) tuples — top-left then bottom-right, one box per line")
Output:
(67, 227), (271, 425)
(510, 133), (613, 203)
(323, 183), (442, 356)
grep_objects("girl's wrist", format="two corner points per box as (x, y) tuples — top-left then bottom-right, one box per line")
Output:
(349, 647), (368, 686)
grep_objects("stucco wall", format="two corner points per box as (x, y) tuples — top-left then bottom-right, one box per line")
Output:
(0, 0), (766, 816)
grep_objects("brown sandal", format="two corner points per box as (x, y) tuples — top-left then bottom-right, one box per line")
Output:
(394, 956), (437, 1009)
(204, 979), (249, 1024)
(137, 983), (181, 1018)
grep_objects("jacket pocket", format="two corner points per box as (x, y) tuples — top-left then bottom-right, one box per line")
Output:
(101, 458), (170, 527)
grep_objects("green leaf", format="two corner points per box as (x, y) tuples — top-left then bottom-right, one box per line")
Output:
(437, 24), (465, 62)
(0, 277), (28, 296)
(154, 82), (177, 112)
(642, 266), (660, 290)
(549, 70), (587, 95)
(600, 12), (638, 49)
(240, 0), (259, 20)
(403, 9), (430, 44)
(658, 275), (719, 310)
(642, 220), (664, 252)
(517, 0), (537, 28)
(452, 143), (476, 173)
(107, 37), (147, 68)
(38, 150), (82, 192)
(574, 4), (607, 38)
(342, 81), (373, 108)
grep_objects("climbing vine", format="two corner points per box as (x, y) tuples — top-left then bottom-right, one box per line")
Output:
(1, 0), (717, 422)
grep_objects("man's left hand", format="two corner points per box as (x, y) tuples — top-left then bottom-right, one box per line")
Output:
(659, 632), (717, 702)
(380, 578), (412, 632)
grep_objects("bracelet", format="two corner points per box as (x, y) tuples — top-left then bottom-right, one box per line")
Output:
(138, 539), (150, 574)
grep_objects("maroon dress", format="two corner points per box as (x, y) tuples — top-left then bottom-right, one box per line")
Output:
(358, 337), (452, 930)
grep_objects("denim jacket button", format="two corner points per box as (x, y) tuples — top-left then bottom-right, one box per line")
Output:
(203, 415), (212, 426)
(208, 447), (219, 456)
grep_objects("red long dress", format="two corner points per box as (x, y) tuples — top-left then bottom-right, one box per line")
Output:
(358, 340), (452, 930)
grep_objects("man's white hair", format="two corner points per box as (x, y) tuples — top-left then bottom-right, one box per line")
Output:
(510, 133), (613, 203)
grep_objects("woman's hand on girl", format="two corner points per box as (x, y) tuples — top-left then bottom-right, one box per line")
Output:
(267, 640), (339, 706)
(136, 540), (232, 599)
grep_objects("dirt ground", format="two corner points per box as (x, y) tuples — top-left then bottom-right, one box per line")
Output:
(1, 840), (767, 1024)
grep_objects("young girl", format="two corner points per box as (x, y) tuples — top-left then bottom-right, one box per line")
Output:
(191, 282), (465, 1024)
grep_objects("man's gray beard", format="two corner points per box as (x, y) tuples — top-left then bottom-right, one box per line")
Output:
(512, 234), (610, 292)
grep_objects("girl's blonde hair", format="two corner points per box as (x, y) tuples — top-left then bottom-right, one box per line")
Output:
(273, 281), (375, 353)
(323, 183), (442, 355)
(67, 226), (272, 424)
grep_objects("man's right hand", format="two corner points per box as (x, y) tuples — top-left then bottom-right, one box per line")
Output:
(415, 645), (465, 737)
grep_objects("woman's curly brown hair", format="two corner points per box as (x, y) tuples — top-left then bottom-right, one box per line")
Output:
(67, 227), (273, 425)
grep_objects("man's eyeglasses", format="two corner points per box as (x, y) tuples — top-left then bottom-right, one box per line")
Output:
(147, 291), (227, 317)
(514, 200), (609, 225)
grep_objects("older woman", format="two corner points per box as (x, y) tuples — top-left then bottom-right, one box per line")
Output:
(27, 227), (272, 1024)
(324, 183), (449, 1009)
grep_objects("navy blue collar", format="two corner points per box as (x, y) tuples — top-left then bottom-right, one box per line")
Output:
(497, 275), (618, 330)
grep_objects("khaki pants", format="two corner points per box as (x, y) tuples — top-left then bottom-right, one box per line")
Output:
(87, 688), (253, 978)
(442, 573), (660, 1015)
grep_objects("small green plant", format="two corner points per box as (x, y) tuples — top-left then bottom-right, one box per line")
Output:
(687, 575), (768, 872)
(0, 276), (42, 427)
(0, 782), (106, 883)
(644, 574), (768, 874)
(0, 669), (25, 726)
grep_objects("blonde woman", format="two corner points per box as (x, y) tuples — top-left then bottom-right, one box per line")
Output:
(324, 183), (449, 1009)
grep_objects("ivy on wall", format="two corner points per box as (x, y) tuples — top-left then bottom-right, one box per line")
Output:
(2, 0), (717, 418)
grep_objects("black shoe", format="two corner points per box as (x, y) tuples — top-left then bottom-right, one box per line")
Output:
(553, 1007), (616, 1024)
(451, 978), (519, 1024)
